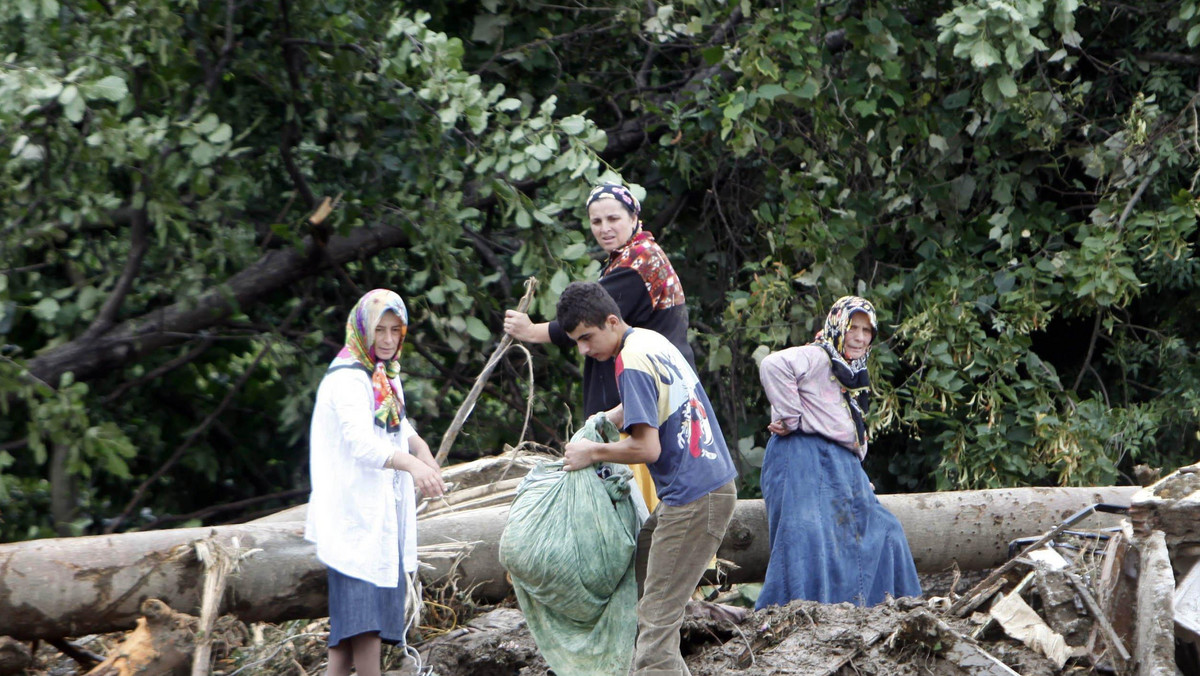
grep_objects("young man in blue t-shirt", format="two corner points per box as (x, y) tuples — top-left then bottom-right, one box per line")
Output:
(558, 281), (737, 676)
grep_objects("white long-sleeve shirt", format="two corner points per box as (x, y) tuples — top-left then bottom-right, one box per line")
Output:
(758, 345), (866, 459)
(304, 367), (418, 586)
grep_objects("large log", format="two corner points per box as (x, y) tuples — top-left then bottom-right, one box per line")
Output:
(422, 486), (1138, 600)
(0, 486), (1136, 640)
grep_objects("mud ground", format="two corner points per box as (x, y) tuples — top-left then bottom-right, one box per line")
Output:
(19, 570), (1072, 676)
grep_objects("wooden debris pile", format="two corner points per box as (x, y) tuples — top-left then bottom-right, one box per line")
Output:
(909, 461), (1200, 675)
(3, 458), (1199, 676)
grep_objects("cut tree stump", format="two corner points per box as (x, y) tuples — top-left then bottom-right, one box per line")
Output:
(85, 598), (197, 676)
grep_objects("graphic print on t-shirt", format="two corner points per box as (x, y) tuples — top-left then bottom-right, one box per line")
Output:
(615, 328), (737, 506)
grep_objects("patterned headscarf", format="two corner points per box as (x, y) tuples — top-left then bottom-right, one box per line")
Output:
(591, 183), (685, 310)
(328, 289), (408, 432)
(812, 296), (877, 449)
(586, 182), (641, 217)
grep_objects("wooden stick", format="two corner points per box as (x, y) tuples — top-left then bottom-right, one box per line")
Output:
(435, 277), (538, 466)
(1064, 569), (1131, 663)
(952, 577), (1008, 618)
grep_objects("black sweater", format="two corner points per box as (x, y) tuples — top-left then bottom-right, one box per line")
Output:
(548, 266), (696, 416)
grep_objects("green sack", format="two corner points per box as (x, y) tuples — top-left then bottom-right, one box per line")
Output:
(498, 413), (639, 676)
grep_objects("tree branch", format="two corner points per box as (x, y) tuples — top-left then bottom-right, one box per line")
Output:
(82, 207), (149, 340)
(48, 638), (102, 671)
(24, 221), (412, 388)
(1116, 168), (1158, 230)
(139, 487), (308, 530)
(1071, 312), (1103, 393)
(277, 0), (316, 208)
(104, 321), (290, 534)
(202, 0), (239, 94)
(20, 62), (719, 390)
(462, 226), (512, 297)
(100, 337), (215, 404)
(1140, 52), (1200, 67)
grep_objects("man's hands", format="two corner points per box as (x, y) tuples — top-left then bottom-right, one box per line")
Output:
(562, 439), (597, 472)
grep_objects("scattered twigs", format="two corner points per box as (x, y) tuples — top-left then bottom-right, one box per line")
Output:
(224, 632), (326, 676)
(435, 277), (538, 466)
(950, 503), (1120, 615)
(417, 477), (524, 518)
(1064, 569), (1131, 663)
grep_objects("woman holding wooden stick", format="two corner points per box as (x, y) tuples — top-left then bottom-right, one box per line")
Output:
(503, 182), (694, 511)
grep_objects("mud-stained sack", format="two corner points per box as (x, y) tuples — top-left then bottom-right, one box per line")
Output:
(498, 413), (639, 676)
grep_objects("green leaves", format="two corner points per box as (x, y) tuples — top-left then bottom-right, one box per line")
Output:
(88, 75), (128, 102)
(937, 0), (1078, 102)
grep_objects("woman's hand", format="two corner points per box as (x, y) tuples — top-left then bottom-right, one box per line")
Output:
(503, 310), (536, 341)
(562, 440), (596, 472)
(408, 460), (447, 498)
(767, 420), (792, 436)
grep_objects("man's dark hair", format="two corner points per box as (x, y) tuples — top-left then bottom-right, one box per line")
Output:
(556, 281), (622, 333)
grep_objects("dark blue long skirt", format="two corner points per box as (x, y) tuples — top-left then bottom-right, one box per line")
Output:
(755, 433), (921, 609)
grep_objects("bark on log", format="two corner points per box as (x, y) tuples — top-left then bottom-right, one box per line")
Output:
(0, 523), (323, 641)
(0, 486), (1136, 640)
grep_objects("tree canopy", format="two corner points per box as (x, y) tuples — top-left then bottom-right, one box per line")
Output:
(2, 0), (1198, 541)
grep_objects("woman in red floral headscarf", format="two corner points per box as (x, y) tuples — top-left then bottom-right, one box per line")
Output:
(305, 289), (445, 676)
(503, 183), (694, 511)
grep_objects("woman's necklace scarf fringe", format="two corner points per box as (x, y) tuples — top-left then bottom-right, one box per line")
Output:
(328, 289), (409, 432)
(812, 296), (877, 449)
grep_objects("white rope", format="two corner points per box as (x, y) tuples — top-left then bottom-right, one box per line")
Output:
(402, 571), (435, 675)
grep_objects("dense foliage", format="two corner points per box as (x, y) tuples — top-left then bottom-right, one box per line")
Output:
(2, 0), (1198, 541)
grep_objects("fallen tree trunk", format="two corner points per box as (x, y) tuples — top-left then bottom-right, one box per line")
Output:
(423, 486), (1137, 600)
(0, 486), (1136, 640)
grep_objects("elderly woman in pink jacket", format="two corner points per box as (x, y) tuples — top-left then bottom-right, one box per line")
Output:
(756, 295), (920, 608)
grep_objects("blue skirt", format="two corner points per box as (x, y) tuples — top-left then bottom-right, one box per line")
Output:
(756, 433), (921, 609)
(327, 501), (409, 648)
(327, 567), (408, 648)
